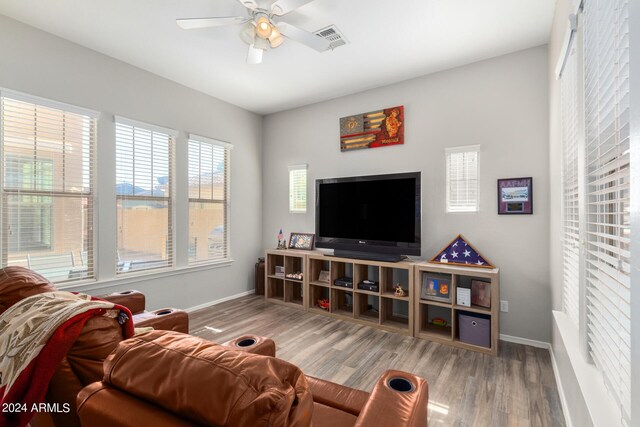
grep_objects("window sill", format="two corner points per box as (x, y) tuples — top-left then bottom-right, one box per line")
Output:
(57, 259), (234, 293)
(552, 310), (621, 426)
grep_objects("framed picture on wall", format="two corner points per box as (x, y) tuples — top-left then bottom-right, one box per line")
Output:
(497, 177), (533, 214)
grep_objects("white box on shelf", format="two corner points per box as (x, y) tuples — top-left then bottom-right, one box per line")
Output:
(275, 266), (285, 277)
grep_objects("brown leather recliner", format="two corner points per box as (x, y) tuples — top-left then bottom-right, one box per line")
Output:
(77, 331), (429, 426)
(0, 266), (187, 427)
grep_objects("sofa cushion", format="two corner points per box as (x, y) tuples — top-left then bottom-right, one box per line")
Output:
(0, 266), (56, 315)
(103, 330), (313, 426)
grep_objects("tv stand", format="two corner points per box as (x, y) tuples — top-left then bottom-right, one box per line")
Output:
(264, 249), (500, 355)
(329, 250), (405, 263)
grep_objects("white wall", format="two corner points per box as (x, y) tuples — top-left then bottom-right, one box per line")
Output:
(262, 46), (551, 342)
(0, 15), (263, 310)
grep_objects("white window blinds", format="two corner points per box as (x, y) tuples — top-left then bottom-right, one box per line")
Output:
(0, 92), (96, 283)
(187, 135), (231, 264)
(289, 164), (307, 213)
(561, 46), (581, 327)
(115, 117), (175, 274)
(446, 145), (479, 212)
(584, 0), (630, 423)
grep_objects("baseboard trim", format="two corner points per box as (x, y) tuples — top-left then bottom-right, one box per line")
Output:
(186, 289), (255, 313)
(499, 333), (551, 349)
(549, 346), (573, 427)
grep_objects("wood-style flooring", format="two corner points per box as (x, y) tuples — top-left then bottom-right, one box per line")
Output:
(190, 295), (565, 427)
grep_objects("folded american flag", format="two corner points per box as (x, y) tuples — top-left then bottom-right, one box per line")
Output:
(430, 235), (494, 268)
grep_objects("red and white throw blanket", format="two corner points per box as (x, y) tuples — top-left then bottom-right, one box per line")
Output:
(0, 291), (134, 427)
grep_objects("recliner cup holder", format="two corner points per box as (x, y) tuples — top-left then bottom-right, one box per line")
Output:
(118, 291), (134, 295)
(155, 309), (173, 316)
(387, 377), (415, 393)
(237, 338), (257, 347)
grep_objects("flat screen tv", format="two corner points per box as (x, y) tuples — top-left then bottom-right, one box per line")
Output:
(315, 172), (421, 262)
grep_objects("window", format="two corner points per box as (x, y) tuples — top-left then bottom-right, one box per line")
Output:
(560, 44), (581, 327)
(0, 92), (96, 283)
(583, 0), (630, 422)
(187, 134), (231, 264)
(289, 164), (307, 213)
(445, 145), (479, 212)
(115, 117), (175, 273)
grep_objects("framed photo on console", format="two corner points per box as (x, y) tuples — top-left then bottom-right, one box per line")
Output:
(497, 177), (533, 214)
(288, 232), (315, 250)
(420, 272), (451, 303)
(471, 280), (491, 308)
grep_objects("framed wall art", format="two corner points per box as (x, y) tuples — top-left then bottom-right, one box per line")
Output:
(497, 177), (533, 215)
(288, 232), (315, 250)
(339, 106), (404, 151)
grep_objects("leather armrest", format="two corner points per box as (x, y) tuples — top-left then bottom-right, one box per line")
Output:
(133, 308), (189, 334)
(220, 335), (276, 357)
(98, 290), (145, 314)
(77, 382), (196, 427)
(306, 375), (370, 416)
(354, 370), (428, 427)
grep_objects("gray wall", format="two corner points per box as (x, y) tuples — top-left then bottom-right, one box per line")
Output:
(0, 15), (263, 310)
(262, 46), (551, 342)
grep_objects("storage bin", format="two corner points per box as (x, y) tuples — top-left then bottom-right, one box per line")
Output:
(458, 312), (491, 348)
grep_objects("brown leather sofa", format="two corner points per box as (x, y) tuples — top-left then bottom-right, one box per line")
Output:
(1, 267), (428, 426)
(77, 331), (429, 426)
(0, 266), (189, 427)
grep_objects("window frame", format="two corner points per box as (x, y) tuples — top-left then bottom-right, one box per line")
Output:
(556, 0), (632, 423)
(288, 164), (308, 214)
(114, 116), (177, 275)
(187, 134), (232, 266)
(445, 145), (480, 213)
(0, 88), (99, 284)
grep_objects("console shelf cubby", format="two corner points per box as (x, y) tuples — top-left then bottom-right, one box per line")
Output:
(413, 263), (500, 356)
(265, 250), (308, 310)
(305, 253), (414, 336)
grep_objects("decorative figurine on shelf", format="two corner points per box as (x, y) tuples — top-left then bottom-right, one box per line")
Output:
(277, 228), (287, 250)
(317, 299), (330, 311)
(394, 284), (408, 297)
(285, 272), (304, 280)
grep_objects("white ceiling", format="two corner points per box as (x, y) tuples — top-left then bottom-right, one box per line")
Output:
(0, 0), (556, 115)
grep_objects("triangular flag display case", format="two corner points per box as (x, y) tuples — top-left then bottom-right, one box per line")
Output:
(429, 234), (495, 269)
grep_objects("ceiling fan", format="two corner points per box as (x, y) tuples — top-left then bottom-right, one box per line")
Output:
(177, 0), (334, 64)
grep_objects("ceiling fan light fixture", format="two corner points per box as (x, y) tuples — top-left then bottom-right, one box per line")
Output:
(255, 16), (273, 39)
(268, 27), (284, 48)
(239, 21), (256, 45)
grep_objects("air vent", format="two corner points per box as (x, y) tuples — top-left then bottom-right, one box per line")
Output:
(313, 25), (349, 50)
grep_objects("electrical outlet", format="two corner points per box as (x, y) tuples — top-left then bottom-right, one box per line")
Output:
(500, 300), (509, 312)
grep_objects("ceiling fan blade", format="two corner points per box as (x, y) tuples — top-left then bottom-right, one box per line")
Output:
(276, 22), (331, 52)
(176, 17), (247, 30)
(236, 0), (258, 10)
(247, 44), (263, 64)
(271, 0), (315, 16)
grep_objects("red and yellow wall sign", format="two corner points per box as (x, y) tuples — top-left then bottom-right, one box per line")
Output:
(339, 105), (404, 152)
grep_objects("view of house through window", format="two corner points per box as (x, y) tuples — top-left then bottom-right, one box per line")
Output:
(188, 135), (230, 264)
(115, 117), (174, 273)
(0, 94), (96, 283)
